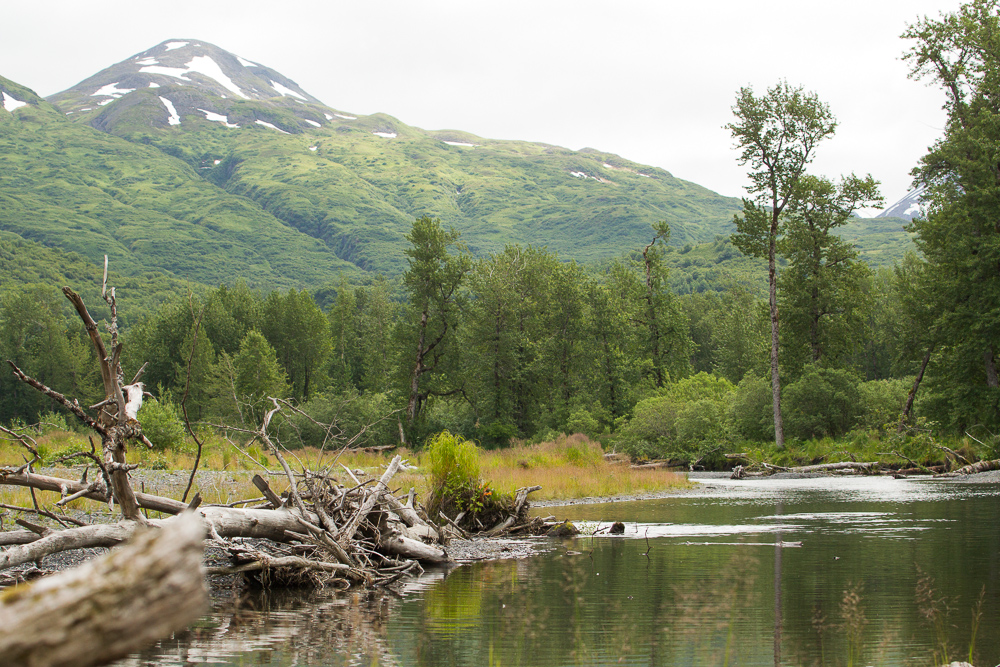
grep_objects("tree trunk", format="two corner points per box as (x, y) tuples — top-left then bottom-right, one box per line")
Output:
(0, 513), (207, 667)
(898, 345), (933, 432)
(768, 211), (785, 449)
(985, 345), (999, 388)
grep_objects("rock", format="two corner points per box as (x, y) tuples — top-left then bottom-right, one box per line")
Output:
(546, 521), (579, 537)
(609, 521), (625, 534)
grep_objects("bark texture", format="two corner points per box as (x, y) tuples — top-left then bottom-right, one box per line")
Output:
(0, 513), (207, 667)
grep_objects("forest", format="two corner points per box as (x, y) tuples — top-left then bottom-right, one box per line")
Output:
(2, 0), (999, 468)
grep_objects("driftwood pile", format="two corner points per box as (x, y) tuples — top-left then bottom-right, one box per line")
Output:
(0, 265), (461, 593)
(0, 263), (557, 599)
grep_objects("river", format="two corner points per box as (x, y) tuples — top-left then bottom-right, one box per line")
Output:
(116, 475), (999, 666)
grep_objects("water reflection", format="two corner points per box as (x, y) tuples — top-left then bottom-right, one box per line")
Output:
(117, 478), (1000, 666)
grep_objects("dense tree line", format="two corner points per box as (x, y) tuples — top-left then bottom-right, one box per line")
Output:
(0, 212), (964, 460)
(2, 1), (997, 461)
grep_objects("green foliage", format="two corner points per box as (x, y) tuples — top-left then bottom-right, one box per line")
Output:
(783, 365), (862, 440)
(899, 0), (1000, 432)
(566, 407), (603, 439)
(425, 430), (498, 517)
(615, 373), (735, 460)
(856, 378), (911, 432)
(728, 375), (776, 443)
(137, 397), (187, 451)
(277, 388), (397, 450)
(778, 174), (882, 377)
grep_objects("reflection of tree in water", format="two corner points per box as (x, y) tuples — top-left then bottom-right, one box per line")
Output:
(662, 545), (760, 664)
(114, 587), (403, 667)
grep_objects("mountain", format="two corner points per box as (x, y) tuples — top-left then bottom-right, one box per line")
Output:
(0, 73), (359, 292)
(27, 40), (740, 274)
(877, 186), (925, 220)
(2, 39), (912, 292)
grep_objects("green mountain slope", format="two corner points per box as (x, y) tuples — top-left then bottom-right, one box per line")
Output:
(0, 75), (358, 290)
(2, 38), (915, 291)
(36, 39), (743, 276)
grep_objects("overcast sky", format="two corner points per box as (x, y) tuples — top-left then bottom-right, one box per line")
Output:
(3, 0), (962, 215)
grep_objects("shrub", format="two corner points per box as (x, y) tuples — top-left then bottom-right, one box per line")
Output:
(565, 407), (602, 439)
(137, 397), (186, 451)
(277, 388), (397, 450)
(615, 372), (735, 460)
(728, 375), (775, 442)
(783, 365), (861, 440)
(857, 378), (911, 432)
(425, 431), (506, 522)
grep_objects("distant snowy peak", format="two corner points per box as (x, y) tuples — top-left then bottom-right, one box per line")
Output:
(47, 39), (325, 112)
(877, 186), (927, 220)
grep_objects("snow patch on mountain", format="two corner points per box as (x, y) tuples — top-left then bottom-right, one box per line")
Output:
(373, 131), (397, 138)
(141, 56), (249, 99)
(443, 140), (476, 147)
(199, 108), (239, 128)
(256, 119), (290, 134)
(159, 97), (181, 125)
(2, 92), (27, 112)
(164, 41), (189, 51)
(270, 80), (306, 100)
(877, 185), (927, 220)
(304, 119), (321, 128)
(236, 56), (257, 68)
(92, 82), (135, 99)
(334, 113), (357, 120)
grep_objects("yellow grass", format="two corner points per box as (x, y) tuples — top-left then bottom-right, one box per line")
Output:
(1, 431), (688, 513)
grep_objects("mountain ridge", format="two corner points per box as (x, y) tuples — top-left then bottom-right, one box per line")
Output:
(0, 39), (912, 289)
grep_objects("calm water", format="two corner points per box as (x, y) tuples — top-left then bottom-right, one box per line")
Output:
(116, 477), (1000, 666)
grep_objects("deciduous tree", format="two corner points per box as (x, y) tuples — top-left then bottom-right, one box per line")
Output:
(728, 82), (837, 447)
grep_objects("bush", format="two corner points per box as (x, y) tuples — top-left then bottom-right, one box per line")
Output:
(857, 378), (911, 432)
(783, 365), (861, 441)
(728, 375), (775, 442)
(137, 397), (186, 450)
(565, 407), (602, 439)
(278, 388), (397, 450)
(425, 431), (504, 521)
(615, 372), (735, 460)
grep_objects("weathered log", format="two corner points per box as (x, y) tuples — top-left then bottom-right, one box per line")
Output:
(0, 512), (206, 667)
(0, 471), (188, 514)
(787, 461), (879, 474)
(483, 485), (541, 537)
(339, 455), (402, 541)
(379, 533), (449, 563)
(940, 458), (1000, 476)
(0, 530), (40, 546)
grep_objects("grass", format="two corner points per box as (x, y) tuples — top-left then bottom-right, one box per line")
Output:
(0, 430), (688, 520)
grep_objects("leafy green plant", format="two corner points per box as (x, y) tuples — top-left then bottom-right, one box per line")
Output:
(137, 397), (186, 451)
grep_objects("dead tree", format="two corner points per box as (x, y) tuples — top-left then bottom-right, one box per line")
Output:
(1, 262), (449, 590)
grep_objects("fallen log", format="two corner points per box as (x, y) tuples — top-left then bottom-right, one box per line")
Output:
(788, 461), (880, 474)
(0, 512), (207, 667)
(938, 458), (1000, 476)
(0, 470), (187, 514)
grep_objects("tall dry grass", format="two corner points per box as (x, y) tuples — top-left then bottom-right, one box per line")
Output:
(1, 431), (688, 511)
